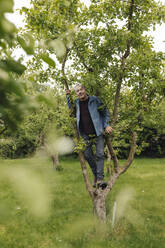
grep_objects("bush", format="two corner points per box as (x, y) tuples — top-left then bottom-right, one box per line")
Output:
(0, 139), (16, 159)
(139, 127), (165, 158)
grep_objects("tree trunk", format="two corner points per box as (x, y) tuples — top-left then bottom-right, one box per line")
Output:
(51, 153), (59, 170)
(93, 191), (106, 222)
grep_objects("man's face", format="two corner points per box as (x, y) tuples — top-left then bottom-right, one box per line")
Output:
(75, 86), (88, 101)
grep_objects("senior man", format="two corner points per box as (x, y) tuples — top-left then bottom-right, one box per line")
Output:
(66, 84), (112, 189)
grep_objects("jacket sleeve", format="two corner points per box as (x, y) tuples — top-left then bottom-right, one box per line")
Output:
(66, 95), (71, 109)
(66, 95), (76, 117)
(97, 97), (110, 128)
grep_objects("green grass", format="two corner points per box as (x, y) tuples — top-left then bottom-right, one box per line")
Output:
(0, 157), (165, 248)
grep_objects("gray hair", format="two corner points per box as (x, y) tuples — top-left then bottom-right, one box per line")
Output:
(74, 83), (85, 91)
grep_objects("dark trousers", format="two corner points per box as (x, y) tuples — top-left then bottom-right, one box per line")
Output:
(82, 134), (104, 180)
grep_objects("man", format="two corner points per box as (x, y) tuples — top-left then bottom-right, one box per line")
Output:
(66, 84), (112, 189)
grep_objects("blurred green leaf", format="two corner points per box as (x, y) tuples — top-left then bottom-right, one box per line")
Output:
(1, 165), (52, 218)
(0, 0), (14, 14)
(0, 40), (6, 49)
(17, 35), (34, 55)
(0, 59), (26, 75)
(0, 17), (16, 34)
(36, 94), (55, 106)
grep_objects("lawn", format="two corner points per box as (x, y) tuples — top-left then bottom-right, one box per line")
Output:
(0, 157), (165, 248)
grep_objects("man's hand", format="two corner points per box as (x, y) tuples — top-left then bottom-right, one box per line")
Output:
(105, 126), (113, 134)
(65, 89), (70, 95)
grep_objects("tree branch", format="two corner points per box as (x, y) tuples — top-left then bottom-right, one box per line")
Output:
(79, 150), (95, 199)
(74, 41), (94, 72)
(105, 135), (119, 173)
(119, 131), (136, 174)
(103, 132), (136, 197)
(103, 0), (135, 198)
(112, 0), (134, 125)
(62, 49), (94, 199)
(104, 172), (121, 197)
(62, 48), (70, 90)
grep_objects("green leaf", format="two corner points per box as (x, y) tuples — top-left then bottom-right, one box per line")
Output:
(40, 54), (55, 67)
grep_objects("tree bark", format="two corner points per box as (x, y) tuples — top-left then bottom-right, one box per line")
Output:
(93, 191), (106, 222)
(105, 135), (119, 173)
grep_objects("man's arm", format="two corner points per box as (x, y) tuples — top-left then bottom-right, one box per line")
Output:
(97, 97), (113, 134)
(102, 108), (113, 134)
(65, 90), (76, 117)
(66, 89), (71, 109)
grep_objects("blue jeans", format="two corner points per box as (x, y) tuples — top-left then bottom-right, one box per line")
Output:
(82, 134), (105, 180)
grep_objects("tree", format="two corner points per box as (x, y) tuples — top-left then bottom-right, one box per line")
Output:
(23, 0), (165, 221)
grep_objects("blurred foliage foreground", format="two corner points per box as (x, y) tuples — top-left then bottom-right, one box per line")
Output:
(0, 158), (165, 248)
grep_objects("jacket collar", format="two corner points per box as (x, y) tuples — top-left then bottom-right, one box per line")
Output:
(77, 96), (94, 104)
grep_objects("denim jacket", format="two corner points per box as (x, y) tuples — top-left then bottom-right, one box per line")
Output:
(67, 95), (110, 136)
